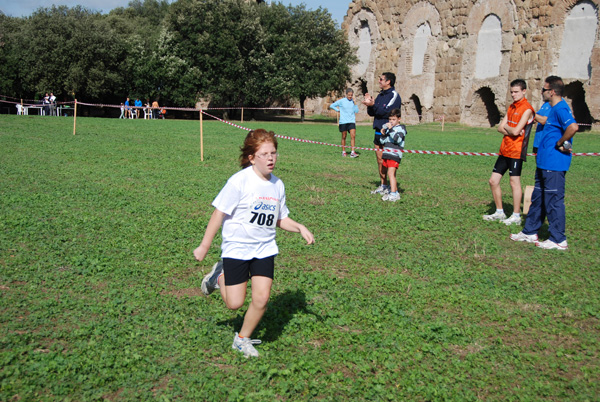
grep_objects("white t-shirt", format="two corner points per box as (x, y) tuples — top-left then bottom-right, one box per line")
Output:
(213, 166), (289, 260)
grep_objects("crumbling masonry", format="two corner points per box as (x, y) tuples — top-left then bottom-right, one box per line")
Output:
(335, 0), (599, 127)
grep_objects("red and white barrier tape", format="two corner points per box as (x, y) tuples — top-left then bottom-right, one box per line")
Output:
(2, 99), (599, 156)
(204, 110), (600, 157)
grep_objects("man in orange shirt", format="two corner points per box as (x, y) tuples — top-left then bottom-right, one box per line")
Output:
(483, 79), (535, 225)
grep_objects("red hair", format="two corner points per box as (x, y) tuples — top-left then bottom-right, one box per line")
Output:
(240, 129), (278, 168)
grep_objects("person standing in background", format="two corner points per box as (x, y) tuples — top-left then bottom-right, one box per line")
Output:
(330, 88), (360, 157)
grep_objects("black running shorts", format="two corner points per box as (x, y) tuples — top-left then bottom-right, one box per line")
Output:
(222, 255), (275, 286)
(493, 155), (523, 177)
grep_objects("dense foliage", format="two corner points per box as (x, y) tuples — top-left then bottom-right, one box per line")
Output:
(0, 0), (355, 111)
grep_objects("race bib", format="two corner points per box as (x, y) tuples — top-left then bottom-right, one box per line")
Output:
(246, 197), (279, 228)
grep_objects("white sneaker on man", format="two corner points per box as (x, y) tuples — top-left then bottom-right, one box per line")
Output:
(535, 239), (568, 250)
(509, 232), (538, 243)
(232, 332), (262, 358)
(483, 211), (507, 221)
(502, 214), (522, 226)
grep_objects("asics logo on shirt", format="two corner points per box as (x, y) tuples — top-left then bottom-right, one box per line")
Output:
(253, 202), (277, 212)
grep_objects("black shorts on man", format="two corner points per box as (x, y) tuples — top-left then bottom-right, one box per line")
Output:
(493, 155), (523, 176)
(373, 131), (383, 146)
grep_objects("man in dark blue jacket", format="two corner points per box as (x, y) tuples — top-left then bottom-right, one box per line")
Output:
(362, 72), (402, 194)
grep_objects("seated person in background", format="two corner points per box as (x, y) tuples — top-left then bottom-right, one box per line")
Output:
(134, 98), (143, 118)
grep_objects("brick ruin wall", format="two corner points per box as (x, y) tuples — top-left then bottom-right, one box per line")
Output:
(309, 0), (600, 128)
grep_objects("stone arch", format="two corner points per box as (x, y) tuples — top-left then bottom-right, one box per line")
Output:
(461, 0), (517, 126)
(557, 1), (598, 79)
(397, 1), (442, 123)
(464, 87), (501, 127)
(550, 0), (600, 26)
(475, 14), (502, 79)
(404, 94), (423, 124)
(564, 81), (594, 131)
(347, 10), (380, 98)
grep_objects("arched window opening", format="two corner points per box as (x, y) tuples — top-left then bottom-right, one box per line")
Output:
(558, 1), (598, 79)
(410, 95), (423, 122)
(412, 23), (431, 76)
(475, 15), (502, 79)
(354, 21), (372, 76)
(564, 82), (593, 131)
(358, 78), (369, 97)
(473, 87), (501, 127)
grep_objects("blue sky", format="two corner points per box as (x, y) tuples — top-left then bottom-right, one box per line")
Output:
(0, 1), (350, 26)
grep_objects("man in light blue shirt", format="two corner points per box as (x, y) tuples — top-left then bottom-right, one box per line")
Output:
(330, 88), (360, 157)
(510, 76), (578, 250)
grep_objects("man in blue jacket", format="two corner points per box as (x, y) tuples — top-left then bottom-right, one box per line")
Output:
(510, 76), (578, 250)
(362, 72), (402, 194)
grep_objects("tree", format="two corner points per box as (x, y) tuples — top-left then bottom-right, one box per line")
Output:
(4, 6), (127, 103)
(259, 3), (357, 121)
(158, 0), (267, 108)
(107, 0), (171, 103)
(0, 14), (21, 98)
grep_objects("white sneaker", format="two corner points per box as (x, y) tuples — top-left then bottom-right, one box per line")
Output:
(483, 211), (507, 221)
(232, 332), (261, 358)
(509, 232), (538, 243)
(370, 185), (389, 195)
(201, 261), (223, 295)
(342, 151), (347, 157)
(383, 192), (400, 202)
(502, 214), (522, 226)
(350, 152), (359, 158)
(535, 239), (568, 250)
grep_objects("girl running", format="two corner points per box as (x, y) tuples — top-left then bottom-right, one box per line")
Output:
(193, 129), (314, 358)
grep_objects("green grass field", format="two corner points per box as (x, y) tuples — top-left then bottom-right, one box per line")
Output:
(1, 115), (599, 401)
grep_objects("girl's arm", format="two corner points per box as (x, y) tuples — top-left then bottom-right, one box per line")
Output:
(277, 217), (315, 245)
(193, 209), (226, 261)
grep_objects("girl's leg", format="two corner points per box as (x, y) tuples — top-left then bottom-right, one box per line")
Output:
(350, 129), (356, 153)
(388, 166), (397, 193)
(218, 275), (247, 310)
(341, 131), (347, 153)
(239, 276), (273, 338)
